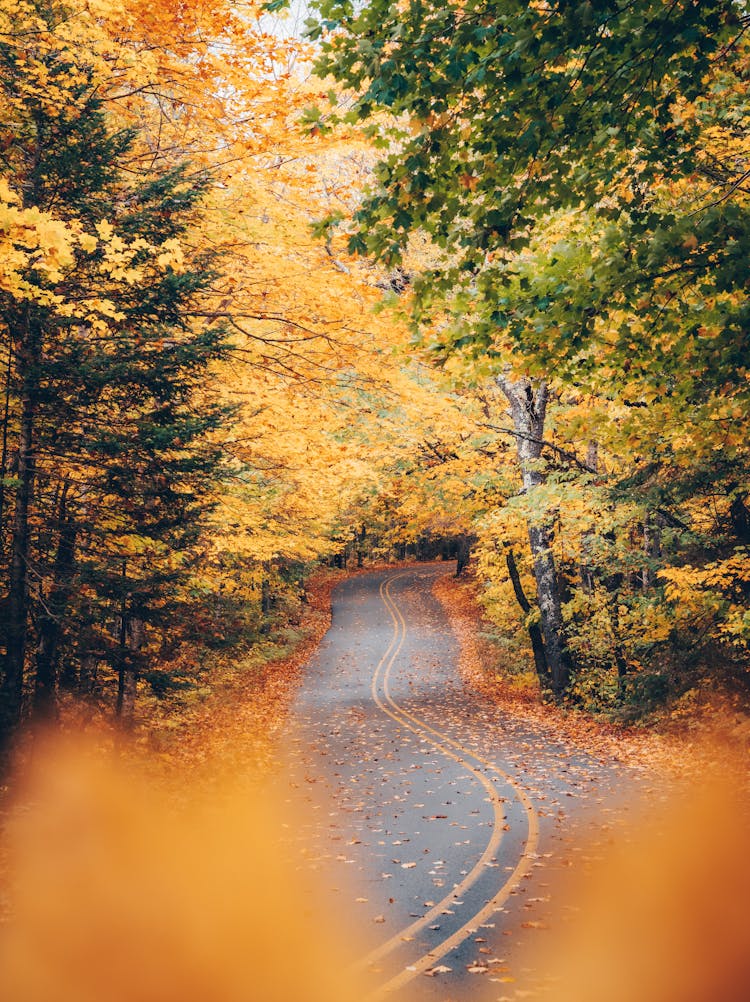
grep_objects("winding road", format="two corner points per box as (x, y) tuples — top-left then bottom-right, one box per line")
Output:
(282, 564), (637, 999)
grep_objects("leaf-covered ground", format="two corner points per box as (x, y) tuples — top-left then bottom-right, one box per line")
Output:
(433, 571), (750, 782)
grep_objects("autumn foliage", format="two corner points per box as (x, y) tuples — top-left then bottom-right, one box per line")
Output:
(0, 0), (748, 759)
(303, 0), (750, 721)
(0, 0), (446, 750)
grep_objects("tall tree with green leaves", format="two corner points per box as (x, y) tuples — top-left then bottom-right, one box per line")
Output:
(298, 0), (749, 696)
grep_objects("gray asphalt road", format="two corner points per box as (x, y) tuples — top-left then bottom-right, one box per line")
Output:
(281, 564), (643, 1000)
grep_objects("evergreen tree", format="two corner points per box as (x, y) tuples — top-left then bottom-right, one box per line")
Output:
(0, 1), (230, 756)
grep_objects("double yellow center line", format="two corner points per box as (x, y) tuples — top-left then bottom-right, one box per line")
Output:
(362, 573), (540, 997)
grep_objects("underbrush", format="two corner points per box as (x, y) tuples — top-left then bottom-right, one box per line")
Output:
(434, 570), (750, 768)
(54, 564), (345, 775)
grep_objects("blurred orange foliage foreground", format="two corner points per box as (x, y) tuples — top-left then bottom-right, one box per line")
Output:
(0, 737), (360, 1002)
(0, 738), (749, 1002)
(537, 771), (750, 1002)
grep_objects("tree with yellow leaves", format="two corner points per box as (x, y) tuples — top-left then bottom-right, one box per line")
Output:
(306, 0), (750, 710)
(0, 0), (235, 753)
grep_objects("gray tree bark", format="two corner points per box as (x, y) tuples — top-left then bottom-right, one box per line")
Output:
(455, 533), (475, 577)
(33, 484), (77, 722)
(580, 439), (599, 593)
(503, 543), (549, 684)
(116, 614), (144, 729)
(497, 376), (572, 695)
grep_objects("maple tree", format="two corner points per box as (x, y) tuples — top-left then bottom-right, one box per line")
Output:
(299, 0), (750, 705)
(2, 0), (748, 756)
(0, 0), (460, 748)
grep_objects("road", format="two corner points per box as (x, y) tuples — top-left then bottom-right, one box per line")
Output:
(281, 564), (639, 1000)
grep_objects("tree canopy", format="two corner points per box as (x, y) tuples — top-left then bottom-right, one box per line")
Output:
(0, 0), (748, 749)
(302, 0), (750, 705)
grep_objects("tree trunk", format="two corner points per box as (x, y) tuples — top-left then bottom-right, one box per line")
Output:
(580, 440), (599, 593)
(504, 545), (549, 684)
(729, 492), (750, 545)
(261, 577), (271, 615)
(116, 656), (138, 728)
(497, 375), (572, 695)
(0, 338), (12, 548)
(116, 616), (143, 729)
(455, 533), (474, 577)
(604, 570), (630, 694)
(0, 324), (37, 761)
(115, 562), (143, 729)
(642, 512), (662, 591)
(33, 484), (77, 722)
(585, 439), (599, 473)
(79, 654), (98, 695)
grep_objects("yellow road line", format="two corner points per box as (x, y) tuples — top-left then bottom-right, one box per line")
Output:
(364, 572), (540, 997)
(361, 576), (507, 969)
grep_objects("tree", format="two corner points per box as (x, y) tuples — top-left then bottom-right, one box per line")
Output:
(1, 0), (468, 751)
(496, 377), (570, 693)
(0, 0), (230, 754)
(299, 0), (750, 701)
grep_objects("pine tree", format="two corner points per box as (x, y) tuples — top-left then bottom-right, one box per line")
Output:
(0, 1), (231, 757)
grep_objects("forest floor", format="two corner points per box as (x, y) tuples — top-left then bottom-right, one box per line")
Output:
(432, 571), (750, 781)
